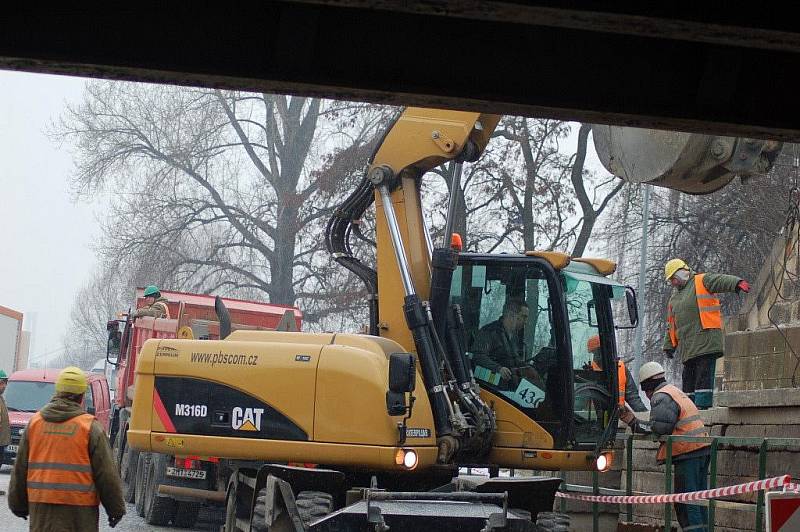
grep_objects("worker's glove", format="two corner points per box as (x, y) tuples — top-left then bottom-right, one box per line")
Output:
(618, 406), (635, 426)
(736, 280), (751, 294)
(108, 515), (123, 528)
(664, 348), (675, 359)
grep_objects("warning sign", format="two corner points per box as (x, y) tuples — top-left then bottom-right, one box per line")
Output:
(767, 491), (800, 532)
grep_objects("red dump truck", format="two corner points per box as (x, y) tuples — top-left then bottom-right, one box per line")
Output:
(106, 288), (301, 528)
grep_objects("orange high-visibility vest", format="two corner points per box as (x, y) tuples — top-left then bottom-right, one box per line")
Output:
(616, 361), (627, 407)
(667, 273), (722, 348)
(694, 273), (722, 329)
(26, 412), (100, 506)
(654, 384), (711, 463)
(590, 359), (626, 407)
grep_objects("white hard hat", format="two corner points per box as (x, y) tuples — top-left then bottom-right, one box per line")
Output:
(639, 361), (666, 383)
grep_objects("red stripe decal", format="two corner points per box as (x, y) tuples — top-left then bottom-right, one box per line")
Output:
(152, 389), (176, 433)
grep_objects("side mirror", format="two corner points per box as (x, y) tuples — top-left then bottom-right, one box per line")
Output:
(615, 286), (640, 330)
(386, 353), (417, 444)
(626, 287), (639, 327)
(388, 352), (416, 393)
(106, 321), (121, 367)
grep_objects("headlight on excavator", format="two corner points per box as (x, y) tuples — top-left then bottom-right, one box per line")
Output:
(595, 453), (612, 472)
(395, 448), (418, 470)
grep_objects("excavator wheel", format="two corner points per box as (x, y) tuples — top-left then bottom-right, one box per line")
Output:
(295, 491), (334, 524)
(251, 487), (333, 531)
(224, 474), (238, 532)
(535, 511), (570, 532)
(134, 452), (150, 517)
(250, 488), (272, 532)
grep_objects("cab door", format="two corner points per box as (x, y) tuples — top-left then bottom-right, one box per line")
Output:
(88, 378), (111, 432)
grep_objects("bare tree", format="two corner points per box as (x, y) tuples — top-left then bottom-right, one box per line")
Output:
(54, 82), (392, 328)
(461, 118), (622, 255)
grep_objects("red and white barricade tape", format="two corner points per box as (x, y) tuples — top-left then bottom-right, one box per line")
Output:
(556, 475), (798, 504)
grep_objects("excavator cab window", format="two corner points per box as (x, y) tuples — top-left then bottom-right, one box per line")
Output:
(451, 255), (572, 442)
(451, 255), (620, 449)
(565, 276), (614, 444)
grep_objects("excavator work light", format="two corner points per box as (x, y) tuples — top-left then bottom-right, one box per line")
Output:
(595, 453), (611, 472)
(395, 448), (419, 470)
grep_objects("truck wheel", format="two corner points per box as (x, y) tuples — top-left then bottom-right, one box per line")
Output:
(536, 511), (570, 532)
(173, 501), (201, 528)
(115, 431), (139, 503)
(144, 452), (178, 526)
(295, 491), (333, 524)
(135, 452), (150, 517)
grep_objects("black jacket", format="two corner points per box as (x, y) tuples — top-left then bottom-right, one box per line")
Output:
(472, 320), (524, 368)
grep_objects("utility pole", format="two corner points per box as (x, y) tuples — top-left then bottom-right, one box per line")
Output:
(633, 184), (651, 382)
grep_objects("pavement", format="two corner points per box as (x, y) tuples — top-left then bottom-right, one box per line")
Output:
(0, 465), (223, 531)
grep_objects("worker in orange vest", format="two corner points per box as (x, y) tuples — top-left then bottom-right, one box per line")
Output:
(8, 367), (125, 530)
(622, 361), (711, 532)
(586, 335), (647, 413)
(663, 258), (749, 409)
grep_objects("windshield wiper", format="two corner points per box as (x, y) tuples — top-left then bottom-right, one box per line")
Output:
(8, 408), (37, 412)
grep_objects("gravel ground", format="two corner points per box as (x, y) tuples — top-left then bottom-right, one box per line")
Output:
(0, 465), (223, 531)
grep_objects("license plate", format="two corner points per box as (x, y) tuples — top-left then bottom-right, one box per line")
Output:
(6, 445), (18, 453)
(166, 467), (206, 480)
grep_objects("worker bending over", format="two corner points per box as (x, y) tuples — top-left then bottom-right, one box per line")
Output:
(622, 361), (711, 532)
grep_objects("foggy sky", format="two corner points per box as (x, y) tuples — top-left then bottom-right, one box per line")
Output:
(0, 70), (97, 367)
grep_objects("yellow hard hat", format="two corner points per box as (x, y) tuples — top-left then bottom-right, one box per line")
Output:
(664, 258), (688, 280)
(55, 366), (88, 394)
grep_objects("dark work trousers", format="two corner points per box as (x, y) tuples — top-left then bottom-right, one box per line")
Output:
(674, 454), (710, 532)
(682, 352), (720, 409)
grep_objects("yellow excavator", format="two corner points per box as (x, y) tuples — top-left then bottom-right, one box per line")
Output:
(127, 108), (779, 531)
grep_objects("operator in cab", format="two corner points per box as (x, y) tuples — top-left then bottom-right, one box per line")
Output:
(471, 299), (543, 390)
(132, 285), (171, 319)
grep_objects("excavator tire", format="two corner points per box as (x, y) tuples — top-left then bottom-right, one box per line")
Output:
(251, 487), (333, 531)
(536, 511), (570, 532)
(173, 501), (201, 528)
(144, 453), (178, 526)
(134, 452), (150, 517)
(251, 489), (270, 532)
(295, 491), (334, 524)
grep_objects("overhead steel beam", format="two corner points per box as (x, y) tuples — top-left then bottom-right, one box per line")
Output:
(1, 3), (799, 140)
